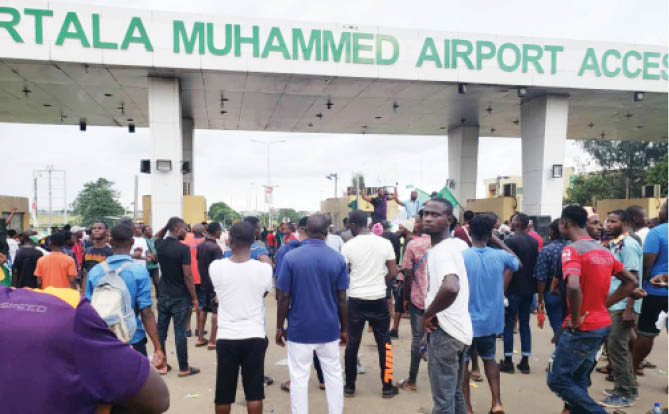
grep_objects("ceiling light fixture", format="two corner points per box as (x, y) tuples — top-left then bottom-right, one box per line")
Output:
(326, 99), (334, 110)
(485, 105), (493, 114)
(392, 101), (400, 111)
(43, 103), (51, 107)
(104, 93), (113, 97)
(513, 119), (520, 125)
(517, 87), (527, 97)
(458, 83), (467, 94)
(633, 91), (644, 102)
(79, 119), (87, 131)
(128, 124), (135, 133)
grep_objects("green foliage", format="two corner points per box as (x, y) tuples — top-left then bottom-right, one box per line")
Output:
(647, 154), (668, 197)
(277, 208), (300, 224)
(576, 140), (668, 199)
(565, 173), (620, 206)
(208, 201), (240, 225)
(72, 178), (125, 227)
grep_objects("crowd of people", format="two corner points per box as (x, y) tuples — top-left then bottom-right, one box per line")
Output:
(0, 190), (666, 414)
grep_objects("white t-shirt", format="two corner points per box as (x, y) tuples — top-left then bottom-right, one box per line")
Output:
(131, 236), (148, 266)
(636, 227), (649, 245)
(341, 234), (396, 300)
(425, 238), (472, 346)
(209, 258), (273, 340)
(326, 234), (345, 253)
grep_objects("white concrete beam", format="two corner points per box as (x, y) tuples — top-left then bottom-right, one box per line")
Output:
(448, 125), (479, 214)
(521, 94), (569, 220)
(182, 118), (194, 195)
(149, 77), (183, 229)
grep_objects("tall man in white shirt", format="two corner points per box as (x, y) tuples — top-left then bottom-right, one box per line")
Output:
(422, 198), (472, 414)
(209, 221), (273, 414)
(341, 210), (399, 399)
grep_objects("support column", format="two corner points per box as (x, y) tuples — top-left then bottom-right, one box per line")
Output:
(521, 94), (569, 220)
(182, 118), (194, 195)
(448, 125), (479, 214)
(149, 78), (183, 230)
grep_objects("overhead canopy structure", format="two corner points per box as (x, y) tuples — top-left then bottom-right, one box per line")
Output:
(1, 1), (667, 225)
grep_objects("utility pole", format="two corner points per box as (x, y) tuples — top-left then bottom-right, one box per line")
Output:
(34, 166), (66, 229)
(48, 165), (53, 228)
(250, 138), (286, 229)
(326, 173), (338, 198)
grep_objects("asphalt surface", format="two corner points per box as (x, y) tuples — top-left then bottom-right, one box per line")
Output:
(159, 298), (668, 413)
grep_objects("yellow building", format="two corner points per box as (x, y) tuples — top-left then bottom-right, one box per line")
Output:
(482, 167), (575, 202)
(0, 196), (30, 231)
(142, 195), (207, 227)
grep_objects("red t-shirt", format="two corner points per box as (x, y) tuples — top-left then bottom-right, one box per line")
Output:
(529, 231), (543, 252)
(183, 237), (204, 284)
(266, 233), (276, 248)
(561, 237), (623, 331)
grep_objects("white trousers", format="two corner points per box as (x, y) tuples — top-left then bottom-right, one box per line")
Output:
(286, 340), (343, 414)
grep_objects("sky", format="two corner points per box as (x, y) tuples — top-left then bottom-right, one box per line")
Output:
(1, 0), (667, 214)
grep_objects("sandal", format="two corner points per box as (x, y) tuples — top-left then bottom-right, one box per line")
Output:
(157, 363), (171, 376)
(195, 340), (208, 347)
(595, 366), (610, 375)
(178, 367), (201, 377)
(280, 381), (290, 392)
(471, 372), (484, 382)
(398, 378), (417, 391)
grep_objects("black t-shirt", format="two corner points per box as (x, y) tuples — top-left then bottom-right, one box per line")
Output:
(504, 232), (539, 296)
(155, 237), (191, 298)
(12, 246), (43, 288)
(0, 220), (8, 257)
(82, 245), (113, 273)
(382, 231), (401, 264)
(196, 238), (223, 294)
(371, 196), (388, 223)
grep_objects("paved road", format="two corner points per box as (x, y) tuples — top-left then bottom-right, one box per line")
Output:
(160, 297), (668, 413)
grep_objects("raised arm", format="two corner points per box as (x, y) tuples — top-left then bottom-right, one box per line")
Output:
(360, 187), (371, 203)
(4, 207), (17, 225)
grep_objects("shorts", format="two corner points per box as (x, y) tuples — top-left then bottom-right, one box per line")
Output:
(201, 289), (218, 314)
(195, 284), (207, 309)
(465, 334), (497, 361)
(215, 338), (266, 405)
(393, 284), (404, 313)
(638, 294), (668, 337)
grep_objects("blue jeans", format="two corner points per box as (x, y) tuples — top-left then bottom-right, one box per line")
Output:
(409, 303), (425, 382)
(504, 293), (533, 357)
(545, 292), (563, 336)
(547, 327), (610, 414)
(157, 295), (192, 371)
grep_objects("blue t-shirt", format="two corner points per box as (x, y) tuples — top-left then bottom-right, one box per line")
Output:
(463, 247), (519, 337)
(276, 239), (349, 344)
(643, 223), (668, 297)
(274, 239), (302, 276)
(85, 255), (153, 344)
(608, 235), (643, 312)
(223, 241), (269, 260)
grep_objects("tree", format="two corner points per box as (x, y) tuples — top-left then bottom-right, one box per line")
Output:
(580, 140), (667, 199)
(208, 201), (240, 226)
(277, 208), (300, 224)
(351, 172), (366, 192)
(565, 173), (620, 206)
(72, 178), (125, 227)
(647, 154), (668, 197)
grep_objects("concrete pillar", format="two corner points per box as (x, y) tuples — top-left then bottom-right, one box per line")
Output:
(149, 77), (183, 230)
(520, 94), (569, 219)
(182, 118), (194, 195)
(448, 125), (479, 213)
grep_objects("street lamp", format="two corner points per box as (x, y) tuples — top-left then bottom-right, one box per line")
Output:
(250, 138), (286, 228)
(326, 173), (338, 198)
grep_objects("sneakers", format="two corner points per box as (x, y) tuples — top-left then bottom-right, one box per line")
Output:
(389, 329), (399, 339)
(357, 361), (366, 374)
(603, 388), (639, 401)
(599, 394), (633, 408)
(517, 360), (530, 374)
(382, 385), (399, 399)
(499, 359), (515, 373)
(344, 386), (355, 398)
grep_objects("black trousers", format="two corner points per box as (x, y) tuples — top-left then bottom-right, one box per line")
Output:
(344, 297), (393, 390)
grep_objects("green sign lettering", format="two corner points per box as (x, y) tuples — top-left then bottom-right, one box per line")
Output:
(578, 48), (601, 77)
(0, 7), (22, 43)
(24, 8), (52, 45)
(207, 23), (232, 56)
(173, 20), (204, 54)
(56, 12), (89, 47)
(292, 28), (321, 61)
(376, 34), (399, 65)
(234, 24), (259, 57)
(416, 37), (441, 68)
(261, 26), (290, 59)
(92, 13), (117, 49)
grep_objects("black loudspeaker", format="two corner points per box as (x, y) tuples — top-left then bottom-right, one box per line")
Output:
(140, 159), (151, 174)
(181, 161), (191, 174)
(529, 215), (552, 239)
